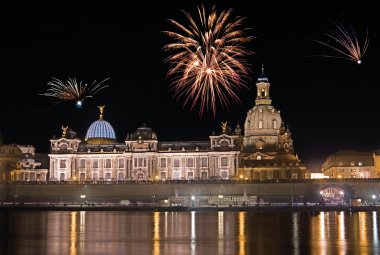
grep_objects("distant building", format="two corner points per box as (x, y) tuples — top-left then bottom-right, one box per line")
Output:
(0, 144), (48, 182)
(240, 66), (310, 180)
(48, 67), (310, 182)
(321, 150), (377, 178)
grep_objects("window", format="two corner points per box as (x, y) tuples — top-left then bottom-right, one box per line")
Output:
(187, 172), (194, 179)
(118, 159), (125, 169)
(273, 120), (277, 129)
(60, 160), (66, 168)
(350, 161), (355, 166)
(174, 159), (180, 168)
(338, 161), (343, 166)
(138, 158), (143, 167)
(80, 159), (85, 168)
(259, 121), (263, 129)
(257, 155), (262, 160)
(93, 159), (98, 169)
(187, 158), (194, 167)
(358, 161), (363, 166)
(221, 157), (228, 167)
(221, 171), (228, 178)
(106, 159), (112, 168)
(201, 158), (208, 167)
(350, 169), (356, 172)
(160, 158), (167, 168)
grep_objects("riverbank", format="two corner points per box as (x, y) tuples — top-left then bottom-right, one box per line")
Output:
(1, 203), (380, 212)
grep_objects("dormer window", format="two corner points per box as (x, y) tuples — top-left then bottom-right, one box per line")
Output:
(257, 155), (261, 160)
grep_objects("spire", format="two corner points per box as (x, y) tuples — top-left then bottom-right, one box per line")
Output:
(255, 64), (271, 105)
(257, 64), (269, 82)
(98, 105), (105, 120)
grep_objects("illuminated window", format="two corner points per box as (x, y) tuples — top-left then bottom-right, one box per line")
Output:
(80, 159), (85, 168)
(118, 159), (125, 169)
(106, 159), (112, 168)
(201, 158), (208, 167)
(350, 161), (355, 166)
(221, 157), (228, 167)
(187, 158), (194, 167)
(160, 158), (167, 168)
(257, 155), (261, 160)
(92, 159), (98, 169)
(358, 161), (363, 166)
(273, 120), (277, 129)
(60, 160), (66, 168)
(259, 121), (263, 129)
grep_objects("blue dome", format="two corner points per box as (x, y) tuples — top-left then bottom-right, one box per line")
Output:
(85, 119), (117, 144)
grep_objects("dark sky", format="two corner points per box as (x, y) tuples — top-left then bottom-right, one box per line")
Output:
(1, 0), (379, 172)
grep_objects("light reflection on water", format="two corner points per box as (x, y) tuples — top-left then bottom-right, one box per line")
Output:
(0, 211), (379, 255)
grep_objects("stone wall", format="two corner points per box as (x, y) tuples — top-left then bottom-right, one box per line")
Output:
(0, 181), (379, 203)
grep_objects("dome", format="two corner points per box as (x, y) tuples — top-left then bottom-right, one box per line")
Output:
(85, 106), (117, 144)
(128, 124), (157, 140)
(244, 105), (282, 137)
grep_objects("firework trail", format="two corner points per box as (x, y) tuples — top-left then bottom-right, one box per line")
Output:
(163, 5), (253, 116)
(313, 20), (369, 64)
(40, 78), (110, 108)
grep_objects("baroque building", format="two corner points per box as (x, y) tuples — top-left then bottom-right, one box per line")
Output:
(240, 67), (310, 180)
(321, 150), (377, 178)
(49, 107), (241, 182)
(0, 144), (48, 182)
(48, 67), (310, 182)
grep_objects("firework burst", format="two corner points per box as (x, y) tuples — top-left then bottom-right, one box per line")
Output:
(163, 5), (253, 116)
(41, 77), (110, 108)
(313, 20), (369, 64)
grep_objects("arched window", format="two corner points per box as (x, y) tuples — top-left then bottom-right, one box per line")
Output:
(257, 155), (262, 160)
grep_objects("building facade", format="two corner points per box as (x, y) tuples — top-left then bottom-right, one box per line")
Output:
(49, 109), (241, 182)
(0, 144), (48, 182)
(321, 150), (377, 178)
(48, 67), (310, 182)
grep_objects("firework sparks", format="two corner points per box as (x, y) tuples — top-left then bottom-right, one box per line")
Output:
(163, 5), (253, 116)
(313, 20), (369, 64)
(41, 78), (110, 108)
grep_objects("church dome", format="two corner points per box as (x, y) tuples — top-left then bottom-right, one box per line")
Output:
(244, 105), (282, 136)
(85, 106), (117, 144)
(244, 65), (282, 137)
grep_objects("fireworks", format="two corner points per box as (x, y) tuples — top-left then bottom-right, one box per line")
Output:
(163, 5), (253, 116)
(313, 21), (369, 64)
(41, 77), (110, 108)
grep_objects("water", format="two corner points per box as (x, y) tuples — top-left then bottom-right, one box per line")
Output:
(0, 211), (379, 255)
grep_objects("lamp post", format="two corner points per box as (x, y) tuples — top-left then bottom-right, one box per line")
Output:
(191, 195), (195, 207)
(80, 194), (86, 206)
(218, 195), (224, 207)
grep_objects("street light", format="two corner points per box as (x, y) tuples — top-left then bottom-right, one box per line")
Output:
(218, 195), (224, 207)
(191, 195), (195, 207)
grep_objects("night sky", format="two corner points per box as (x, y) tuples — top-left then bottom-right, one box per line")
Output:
(1, 1), (378, 172)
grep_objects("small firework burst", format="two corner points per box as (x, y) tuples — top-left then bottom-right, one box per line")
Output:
(41, 77), (110, 107)
(163, 5), (253, 116)
(313, 20), (369, 64)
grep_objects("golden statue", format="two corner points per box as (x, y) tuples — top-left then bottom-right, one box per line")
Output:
(61, 126), (68, 138)
(98, 105), (105, 119)
(221, 121), (228, 133)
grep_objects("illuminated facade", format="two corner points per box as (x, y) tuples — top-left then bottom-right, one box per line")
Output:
(49, 109), (241, 182)
(0, 144), (48, 182)
(240, 67), (310, 180)
(321, 150), (377, 178)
